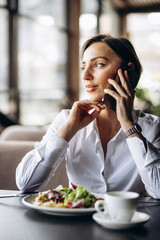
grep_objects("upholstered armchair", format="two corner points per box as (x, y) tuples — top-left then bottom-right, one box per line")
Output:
(0, 125), (68, 190)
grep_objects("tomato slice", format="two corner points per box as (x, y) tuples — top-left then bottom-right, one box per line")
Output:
(71, 183), (77, 189)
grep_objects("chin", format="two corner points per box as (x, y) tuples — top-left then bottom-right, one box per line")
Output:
(88, 94), (103, 102)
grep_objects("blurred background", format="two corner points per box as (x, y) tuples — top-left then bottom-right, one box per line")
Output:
(0, 0), (160, 128)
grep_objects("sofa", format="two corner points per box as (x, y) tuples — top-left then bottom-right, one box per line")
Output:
(0, 125), (69, 191)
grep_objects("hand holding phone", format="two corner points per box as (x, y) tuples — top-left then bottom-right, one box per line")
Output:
(102, 65), (128, 112)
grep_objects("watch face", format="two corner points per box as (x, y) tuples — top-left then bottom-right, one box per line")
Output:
(134, 123), (142, 132)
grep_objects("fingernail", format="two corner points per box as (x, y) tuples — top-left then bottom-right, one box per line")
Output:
(104, 89), (108, 93)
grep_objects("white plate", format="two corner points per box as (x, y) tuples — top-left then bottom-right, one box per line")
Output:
(22, 193), (104, 216)
(92, 211), (150, 230)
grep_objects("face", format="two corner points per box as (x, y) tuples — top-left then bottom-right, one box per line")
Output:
(81, 42), (122, 101)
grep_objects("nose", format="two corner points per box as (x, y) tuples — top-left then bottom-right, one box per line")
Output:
(82, 67), (93, 81)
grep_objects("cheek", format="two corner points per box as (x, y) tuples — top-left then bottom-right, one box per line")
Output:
(100, 69), (117, 83)
(99, 71), (110, 86)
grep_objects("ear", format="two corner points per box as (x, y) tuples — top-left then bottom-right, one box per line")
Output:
(127, 62), (135, 71)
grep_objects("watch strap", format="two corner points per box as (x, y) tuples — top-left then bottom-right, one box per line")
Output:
(123, 123), (142, 138)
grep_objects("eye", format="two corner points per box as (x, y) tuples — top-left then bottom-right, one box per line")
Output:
(80, 66), (86, 71)
(95, 63), (105, 67)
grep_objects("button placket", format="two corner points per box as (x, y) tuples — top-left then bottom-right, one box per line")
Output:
(104, 140), (114, 182)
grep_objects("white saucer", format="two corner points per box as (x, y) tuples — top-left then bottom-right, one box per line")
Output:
(92, 211), (150, 230)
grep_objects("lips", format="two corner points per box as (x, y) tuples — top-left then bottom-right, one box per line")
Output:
(85, 85), (98, 92)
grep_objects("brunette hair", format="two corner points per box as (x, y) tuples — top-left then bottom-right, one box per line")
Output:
(81, 34), (142, 89)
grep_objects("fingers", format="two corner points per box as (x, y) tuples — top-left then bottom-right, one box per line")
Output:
(104, 88), (119, 101)
(118, 69), (135, 97)
(106, 68), (135, 99)
(70, 100), (105, 129)
(89, 107), (102, 119)
(76, 100), (105, 113)
(108, 79), (127, 98)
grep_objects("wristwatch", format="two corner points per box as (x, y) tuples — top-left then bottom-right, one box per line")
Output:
(123, 123), (142, 138)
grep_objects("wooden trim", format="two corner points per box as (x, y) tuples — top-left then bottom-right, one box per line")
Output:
(119, 13), (128, 38)
(66, 0), (80, 105)
(8, 0), (19, 121)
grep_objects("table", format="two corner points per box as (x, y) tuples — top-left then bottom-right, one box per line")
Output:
(0, 190), (160, 240)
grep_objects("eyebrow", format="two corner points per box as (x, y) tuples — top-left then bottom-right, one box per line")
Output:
(82, 56), (109, 64)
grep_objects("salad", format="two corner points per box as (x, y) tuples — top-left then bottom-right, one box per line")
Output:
(34, 185), (98, 209)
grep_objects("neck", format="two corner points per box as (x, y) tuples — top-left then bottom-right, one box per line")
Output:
(97, 107), (120, 131)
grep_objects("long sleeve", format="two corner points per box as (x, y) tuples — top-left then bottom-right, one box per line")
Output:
(16, 110), (69, 192)
(16, 108), (160, 197)
(126, 117), (160, 199)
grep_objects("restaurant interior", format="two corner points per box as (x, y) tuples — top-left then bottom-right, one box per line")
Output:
(0, 1), (160, 239)
(0, 0), (160, 129)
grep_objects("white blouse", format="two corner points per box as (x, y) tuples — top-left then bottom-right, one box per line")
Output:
(16, 109), (160, 198)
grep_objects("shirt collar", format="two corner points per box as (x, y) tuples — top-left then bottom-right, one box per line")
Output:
(85, 109), (138, 142)
(86, 119), (97, 139)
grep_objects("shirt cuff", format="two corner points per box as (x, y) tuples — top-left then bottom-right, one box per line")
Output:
(127, 137), (159, 170)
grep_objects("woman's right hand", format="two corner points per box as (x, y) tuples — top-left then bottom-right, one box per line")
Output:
(56, 100), (104, 142)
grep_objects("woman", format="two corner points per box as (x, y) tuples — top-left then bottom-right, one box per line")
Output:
(16, 34), (160, 198)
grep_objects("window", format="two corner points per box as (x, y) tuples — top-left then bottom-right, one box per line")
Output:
(0, 8), (9, 115)
(127, 13), (160, 115)
(0, 0), (7, 6)
(79, 0), (99, 100)
(18, 0), (68, 125)
(0, 0), (71, 126)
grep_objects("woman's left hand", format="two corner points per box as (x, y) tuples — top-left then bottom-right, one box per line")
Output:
(104, 68), (135, 131)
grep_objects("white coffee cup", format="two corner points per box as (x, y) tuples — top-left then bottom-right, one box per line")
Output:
(95, 191), (139, 223)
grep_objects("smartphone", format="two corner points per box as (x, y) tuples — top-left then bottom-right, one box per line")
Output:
(102, 65), (128, 112)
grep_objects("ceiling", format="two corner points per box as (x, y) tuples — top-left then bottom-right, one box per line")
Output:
(109, 0), (160, 13)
